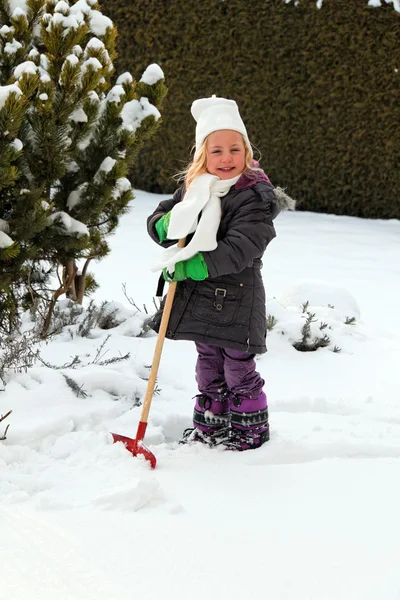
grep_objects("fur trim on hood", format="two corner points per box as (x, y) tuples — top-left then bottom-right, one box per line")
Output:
(274, 186), (296, 212)
(236, 161), (296, 212)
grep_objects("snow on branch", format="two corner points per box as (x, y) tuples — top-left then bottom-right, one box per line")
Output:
(140, 64), (164, 85)
(66, 183), (88, 210)
(368, 0), (400, 10)
(94, 157), (116, 182)
(89, 10), (113, 36)
(0, 84), (22, 109)
(4, 39), (23, 54)
(121, 97), (161, 133)
(13, 61), (38, 79)
(111, 177), (132, 199)
(0, 231), (14, 249)
(49, 212), (89, 236)
(116, 72), (133, 86)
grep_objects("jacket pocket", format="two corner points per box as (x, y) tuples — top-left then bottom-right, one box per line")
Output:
(191, 282), (243, 326)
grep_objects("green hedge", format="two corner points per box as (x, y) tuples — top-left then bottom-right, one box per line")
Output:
(105, 0), (400, 219)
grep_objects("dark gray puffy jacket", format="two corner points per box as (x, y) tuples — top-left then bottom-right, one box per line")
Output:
(147, 172), (285, 354)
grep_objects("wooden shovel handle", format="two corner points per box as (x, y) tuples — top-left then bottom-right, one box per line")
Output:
(140, 238), (186, 423)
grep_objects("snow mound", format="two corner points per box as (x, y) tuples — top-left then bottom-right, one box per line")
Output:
(279, 279), (361, 319)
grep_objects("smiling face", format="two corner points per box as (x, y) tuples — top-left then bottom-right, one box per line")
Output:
(205, 130), (246, 179)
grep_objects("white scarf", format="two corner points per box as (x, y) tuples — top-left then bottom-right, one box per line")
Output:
(151, 173), (240, 273)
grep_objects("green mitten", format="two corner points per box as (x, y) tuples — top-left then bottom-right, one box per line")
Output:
(185, 252), (209, 280)
(163, 261), (187, 282)
(155, 211), (172, 243)
(162, 252), (209, 282)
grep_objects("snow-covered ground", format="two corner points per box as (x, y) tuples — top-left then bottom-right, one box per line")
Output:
(1, 189), (400, 600)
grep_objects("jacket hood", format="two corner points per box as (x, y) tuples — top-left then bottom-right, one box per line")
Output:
(236, 161), (296, 211)
(235, 162), (271, 189)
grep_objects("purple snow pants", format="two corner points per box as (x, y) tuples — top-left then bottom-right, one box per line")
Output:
(195, 342), (264, 400)
(192, 343), (269, 447)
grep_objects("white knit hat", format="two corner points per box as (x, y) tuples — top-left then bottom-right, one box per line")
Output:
(191, 95), (249, 153)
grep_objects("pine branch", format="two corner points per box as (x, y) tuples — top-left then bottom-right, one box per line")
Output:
(293, 311), (331, 352)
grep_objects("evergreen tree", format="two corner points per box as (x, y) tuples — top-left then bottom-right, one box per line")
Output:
(0, 66), (50, 331)
(0, 0), (166, 333)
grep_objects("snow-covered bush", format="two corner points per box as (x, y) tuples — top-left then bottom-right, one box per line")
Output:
(0, 0), (167, 334)
(0, 296), (150, 395)
(28, 297), (150, 339)
(267, 281), (362, 353)
(0, 327), (39, 385)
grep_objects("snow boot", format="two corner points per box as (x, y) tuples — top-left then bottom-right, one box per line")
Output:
(180, 392), (230, 446)
(225, 391), (269, 451)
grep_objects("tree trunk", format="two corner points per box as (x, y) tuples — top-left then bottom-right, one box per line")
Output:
(65, 259), (78, 302)
(76, 257), (93, 305)
(40, 264), (77, 338)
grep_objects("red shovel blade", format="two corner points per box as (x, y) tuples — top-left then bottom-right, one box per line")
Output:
(111, 430), (157, 469)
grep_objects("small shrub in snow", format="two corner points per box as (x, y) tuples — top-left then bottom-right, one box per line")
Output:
(344, 316), (356, 325)
(48, 298), (120, 337)
(29, 297), (149, 339)
(89, 334), (130, 366)
(38, 333), (130, 371)
(41, 298), (84, 338)
(267, 282), (362, 353)
(96, 308), (119, 331)
(75, 299), (121, 336)
(63, 374), (88, 398)
(37, 354), (81, 370)
(0, 330), (39, 384)
(266, 314), (277, 331)
(292, 310), (332, 352)
(76, 299), (99, 337)
(281, 281), (360, 320)
(94, 301), (151, 338)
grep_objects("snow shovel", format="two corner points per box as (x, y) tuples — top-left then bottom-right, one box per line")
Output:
(111, 238), (185, 468)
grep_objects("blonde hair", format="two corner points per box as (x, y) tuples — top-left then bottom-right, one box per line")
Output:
(176, 133), (258, 189)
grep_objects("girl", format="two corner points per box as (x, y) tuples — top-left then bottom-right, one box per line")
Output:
(147, 96), (294, 451)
